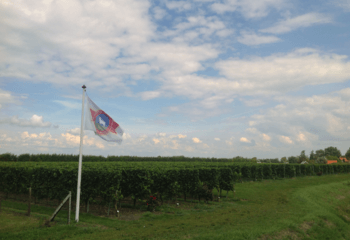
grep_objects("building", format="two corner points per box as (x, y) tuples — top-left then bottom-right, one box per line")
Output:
(326, 160), (337, 164)
(339, 156), (349, 163)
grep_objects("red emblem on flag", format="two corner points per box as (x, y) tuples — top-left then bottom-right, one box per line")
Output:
(90, 109), (120, 136)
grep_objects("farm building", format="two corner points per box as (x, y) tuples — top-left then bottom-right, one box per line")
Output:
(326, 160), (337, 164)
(339, 156), (349, 163)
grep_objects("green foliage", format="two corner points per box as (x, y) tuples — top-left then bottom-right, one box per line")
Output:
(18, 153), (31, 162)
(324, 146), (341, 158)
(288, 156), (299, 164)
(299, 150), (308, 163)
(0, 152), (17, 162)
(325, 155), (339, 160)
(315, 149), (325, 158)
(1, 161), (350, 207)
(309, 150), (315, 160)
(345, 148), (350, 161)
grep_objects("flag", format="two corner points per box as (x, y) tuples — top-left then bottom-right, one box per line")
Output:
(85, 95), (124, 143)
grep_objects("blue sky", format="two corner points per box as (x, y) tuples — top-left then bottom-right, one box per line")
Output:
(1, 0), (350, 159)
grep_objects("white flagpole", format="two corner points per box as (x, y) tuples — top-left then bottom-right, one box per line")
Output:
(75, 85), (86, 222)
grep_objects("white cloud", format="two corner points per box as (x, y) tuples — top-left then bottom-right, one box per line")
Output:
(61, 133), (105, 149)
(0, 114), (52, 128)
(246, 88), (350, 147)
(260, 13), (332, 34)
(279, 135), (293, 144)
(165, 1), (191, 11)
(0, 89), (23, 109)
(54, 100), (81, 109)
(336, 0), (350, 11)
(226, 137), (234, 146)
(168, 15), (227, 38)
(237, 31), (281, 46)
(240, 137), (251, 143)
(246, 128), (258, 134)
(158, 132), (167, 137)
(211, 0), (286, 18)
(67, 127), (80, 135)
(241, 98), (265, 107)
(192, 137), (202, 143)
(214, 137), (220, 141)
(122, 133), (131, 140)
(297, 133), (306, 142)
(178, 134), (187, 138)
(137, 134), (148, 142)
(262, 133), (271, 141)
(153, 138), (160, 144)
(140, 91), (161, 100)
(215, 48), (350, 96)
(153, 6), (166, 19)
(185, 145), (194, 152)
(0, 0), (156, 88)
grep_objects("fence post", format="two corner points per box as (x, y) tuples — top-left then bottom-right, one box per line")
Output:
(68, 191), (71, 225)
(27, 187), (31, 216)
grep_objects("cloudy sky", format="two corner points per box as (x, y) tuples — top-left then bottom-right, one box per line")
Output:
(1, 0), (350, 159)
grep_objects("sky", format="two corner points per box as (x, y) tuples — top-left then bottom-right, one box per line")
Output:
(1, 0), (350, 159)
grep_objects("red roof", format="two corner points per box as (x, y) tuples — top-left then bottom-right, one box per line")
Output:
(327, 160), (337, 164)
(339, 157), (349, 162)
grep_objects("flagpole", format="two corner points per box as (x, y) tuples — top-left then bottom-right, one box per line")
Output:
(75, 85), (86, 222)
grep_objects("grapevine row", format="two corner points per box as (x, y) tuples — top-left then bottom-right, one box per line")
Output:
(0, 162), (349, 207)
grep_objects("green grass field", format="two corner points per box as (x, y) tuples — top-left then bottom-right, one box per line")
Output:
(1, 174), (350, 240)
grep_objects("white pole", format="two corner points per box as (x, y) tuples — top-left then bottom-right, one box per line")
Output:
(75, 85), (86, 222)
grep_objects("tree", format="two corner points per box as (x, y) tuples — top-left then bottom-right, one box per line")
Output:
(309, 150), (315, 160)
(281, 157), (287, 163)
(299, 150), (309, 163)
(324, 146), (341, 158)
(345, 148), (350, 160)
(316, 156), (327, 164)
(288, 156), (299, 164)
(315, 149), (325, 158)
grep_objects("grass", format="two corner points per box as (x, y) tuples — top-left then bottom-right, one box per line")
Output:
(1, 174), (350, 239)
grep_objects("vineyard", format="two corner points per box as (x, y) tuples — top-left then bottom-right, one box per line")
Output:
(1, 157), (350, 211)
(0, 152), (264, 162)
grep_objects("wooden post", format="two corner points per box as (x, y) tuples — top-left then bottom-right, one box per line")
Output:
(115, 190), (118, 216)
(0, 196), (2, 213)
(68, 191), (71, 225)
(107, 202), (110, 216)
(27, 187), (31, 216)
(49, 192), (71, 222)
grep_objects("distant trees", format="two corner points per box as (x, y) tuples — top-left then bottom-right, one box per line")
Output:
(315, 149), (325, 158)
(280, 157), (287, 163)
(324, 146), (341, 158)
(309, 150), (315, 161)
(298, 150), (309, 163)
(288, 156), (299, 164)
(315, 156), (327, 164)
(346, 148), (350, 160)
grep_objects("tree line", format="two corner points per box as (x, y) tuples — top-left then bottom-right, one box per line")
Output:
(279, 146), (350, 164)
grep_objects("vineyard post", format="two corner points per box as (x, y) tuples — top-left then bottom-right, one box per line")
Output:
(68, 191), (71, 225)
(115, 190), (118, 216)
(27, 187), (31, 216)
(75, 85), (86, 223)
